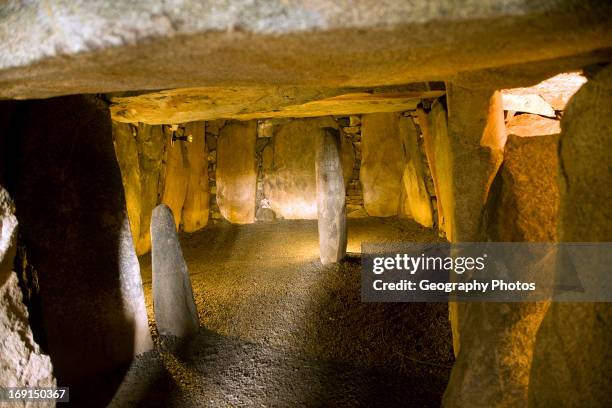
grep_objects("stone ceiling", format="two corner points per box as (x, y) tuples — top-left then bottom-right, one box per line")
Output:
(0, 1), (610, 101)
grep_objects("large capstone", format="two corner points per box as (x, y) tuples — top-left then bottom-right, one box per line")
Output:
(151, 204), (199, 337)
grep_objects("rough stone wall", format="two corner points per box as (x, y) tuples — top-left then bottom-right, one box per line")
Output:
(115, 112), (439, 233)
(338, 116), (367, 218)
(113, 122), (209, 254)
(205, 120), (224, 222)
(0, 187), (55, 403)
(486, 133), (560, 242)
(172, 122), (209, 232)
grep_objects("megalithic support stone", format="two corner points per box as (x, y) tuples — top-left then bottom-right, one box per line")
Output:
(316, 127), (347, 265)
(151, 204), (199, 337)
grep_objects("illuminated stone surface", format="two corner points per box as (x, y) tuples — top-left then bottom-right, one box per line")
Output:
(316, 128), (347, 265)
(398, 116), (433, 228)
(112, 122), (166, 255)
(180, 122), (210, 232)
(151, 204), (199, 337)
(263, 117), (353, 220)
(217, 121), (257, 224)
(360, 112), (404, 217)
(506, 114), (560, 137)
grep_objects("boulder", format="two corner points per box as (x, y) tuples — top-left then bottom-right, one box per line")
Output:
(443, 133), (559, 407)
(486, 133), (560, 242)
(360, 112), (404, 217)
(528, 64), (612, 408)
(501, 93), (555, 117)
(217, 121), (257, 224)
(0, 187), (55, 397)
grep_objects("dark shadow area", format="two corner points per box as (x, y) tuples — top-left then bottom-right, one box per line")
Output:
(5, 96), (139, 407)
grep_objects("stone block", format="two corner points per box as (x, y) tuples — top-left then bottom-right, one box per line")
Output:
(360, 112), (404, 216)
(217, 121), (257, 223)
(263, 117), (353, 219)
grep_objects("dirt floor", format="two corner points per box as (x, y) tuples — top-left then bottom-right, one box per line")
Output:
(110, 217), (454, 407)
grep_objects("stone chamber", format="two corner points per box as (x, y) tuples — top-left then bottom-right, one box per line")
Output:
(0, 1), (611, 407)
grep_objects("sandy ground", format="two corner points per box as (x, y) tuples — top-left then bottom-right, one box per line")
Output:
(110, 218), (454, 407)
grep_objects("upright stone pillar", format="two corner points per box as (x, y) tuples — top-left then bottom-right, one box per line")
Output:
(11, 95), (152, 403)
(151, 204), (199, 337)
(316, 128), (347, 265)
(528, 65), (612, 408)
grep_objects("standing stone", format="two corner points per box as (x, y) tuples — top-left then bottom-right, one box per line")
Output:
(181, 122), (210, 232)
(112, 122), (167, 255)
(216, 121), (257, 224)
(151, 204), (199, 337)
(0, 187), (55, 401)
(11, 95), (152, 402)
(486, 133), (560, 242)
(360, 112), (404, 217)
(112, 122), (142, 253)
(316, 128), (347, 265)
(398, 116), (434, 227)
(423, 88), (505, 366)
(440, 85), (506, 242)
(263, 117), (353, 220)
(162, 128), (190, 230)
(528, 65), (612, 408)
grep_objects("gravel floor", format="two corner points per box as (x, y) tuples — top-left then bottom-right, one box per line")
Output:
(110, 218), (454, 407)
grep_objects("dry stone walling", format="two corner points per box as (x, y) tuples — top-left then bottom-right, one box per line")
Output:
(151, 204), (199, 337)
(316, 128), (347, 265)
